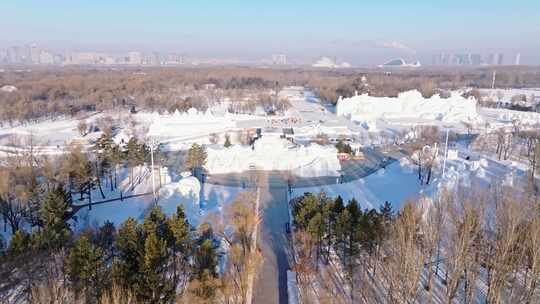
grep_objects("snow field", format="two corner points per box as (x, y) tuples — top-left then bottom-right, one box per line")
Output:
(292, 144), (524, 213)
(74, 167), (242, 231)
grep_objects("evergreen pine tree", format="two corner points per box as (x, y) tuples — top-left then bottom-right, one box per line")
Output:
(125, 137), (146, 186)
(96, 220), (116, 257)
(293, 193), (319, 230)
(143, 207), (171, 241)
(68, 236), (109, 302)
(93, 132), (115, 189)
(0, 235), (5, 254)
(93, 132), (114, 153)
(113, 217), (143, 291)
(40, 186), (71, 248)
(63, 146), (93, 198)
(168, 206), (191, 288)
(379, 201), (394, 225)
(307, 212), (325, 265)
(139, 232), (174, 303)
(343, 199), (362, 301)
(8, 230), (31, 256)
(108, 143), (122, 190)
(194, 239), (218, 280)
(185, 143), (208, 171)
(224, 134), (232, 148)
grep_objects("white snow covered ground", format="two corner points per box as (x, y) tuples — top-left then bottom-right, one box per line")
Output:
(291, 144), (525, 212)
(205, 136), (341, 177)
(292, 161), (425, 210)
(74, 169), (243, 230)
(0, 115), (102, 149)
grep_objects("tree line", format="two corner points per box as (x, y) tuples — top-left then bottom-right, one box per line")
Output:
(1, 185), (260, 303)
(2, 66), (540, 124)
(0, 130), (157, 239)
(291, 185), (540, 303)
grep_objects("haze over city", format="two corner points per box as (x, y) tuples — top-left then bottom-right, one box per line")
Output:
(1, 0), (539, 65)
(2, 2), (540, 304)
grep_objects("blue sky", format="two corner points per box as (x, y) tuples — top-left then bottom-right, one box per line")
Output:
(1, 0), (539, 64)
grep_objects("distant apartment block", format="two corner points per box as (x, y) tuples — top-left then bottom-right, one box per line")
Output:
(515, 53), (521, 65)
(127, 51), (142, 65)
(272, 54), (287, 65)
(433, 51), (519, 66)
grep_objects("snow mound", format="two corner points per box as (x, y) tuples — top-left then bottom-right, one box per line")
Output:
(0, 85), (17, 93)
(160, 176), (201, 205)
(312, 57), (351, 69)
(337, 90), (482, 125)
(205, 136), (340, 177)
(146, 108), (236, 145)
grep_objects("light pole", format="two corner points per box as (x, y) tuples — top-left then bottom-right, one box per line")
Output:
(435, 127), (450, 280)
(148, 138), (159, 205)
(442, 128), (450, 178)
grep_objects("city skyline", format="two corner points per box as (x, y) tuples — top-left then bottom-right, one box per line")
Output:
(1, 1), (539, 65)
(0, 43), (528, 67)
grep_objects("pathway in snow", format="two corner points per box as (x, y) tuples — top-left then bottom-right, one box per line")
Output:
(252, 177), (291, 304)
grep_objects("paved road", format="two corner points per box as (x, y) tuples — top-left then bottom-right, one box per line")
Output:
(252, 180), (291, 304)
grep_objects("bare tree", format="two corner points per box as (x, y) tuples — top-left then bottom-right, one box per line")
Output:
(77, 120), (88, 137)
(420, 193), (447, 300)
(443, 194), (484, 304)
(210, 192), (262, 304)
(484, 194), (526, 304)
(382, 202), (425, 303)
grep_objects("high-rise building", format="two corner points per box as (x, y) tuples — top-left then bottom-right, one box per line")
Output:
(30, 44), (41, 64)
(486, 53), (503, 65)
(164, 53), (185, 65)
(470, 54), (483, 65)
(514, 53), (521, 65)
(127, 51), (142, 65)
(65, 52), (99, 65)
(143, 52), (161, 65)
(496, 53), (504, 65)
(39, 51), (54, 65)
(489, 53), (504, 65)
(272, 54), (287, 65)
(0, 49), (6, 63)
(6, 46), (26, 64)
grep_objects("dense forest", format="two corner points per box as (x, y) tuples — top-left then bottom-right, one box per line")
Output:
(291, 185), (540, 303)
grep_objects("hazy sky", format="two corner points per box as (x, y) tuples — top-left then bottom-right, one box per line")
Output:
(1, 0), (539, 64)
